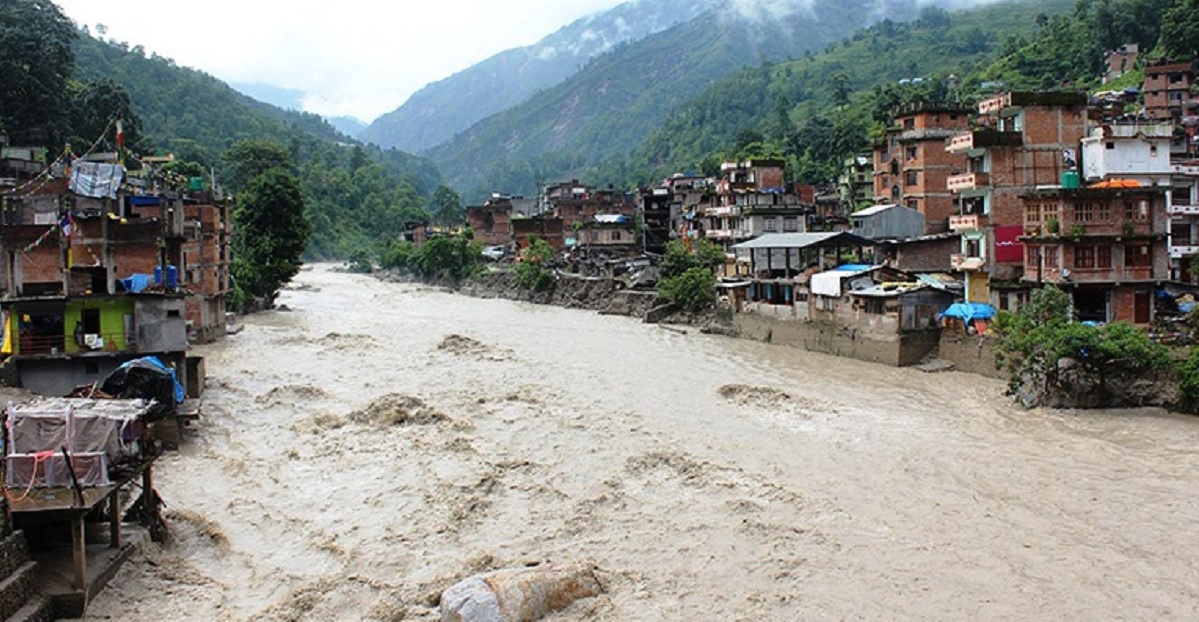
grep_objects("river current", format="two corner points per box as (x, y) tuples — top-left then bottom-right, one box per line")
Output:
(85, 265), (1199, 620)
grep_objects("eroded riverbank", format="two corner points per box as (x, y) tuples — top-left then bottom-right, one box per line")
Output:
(85, 265), (1199, 620)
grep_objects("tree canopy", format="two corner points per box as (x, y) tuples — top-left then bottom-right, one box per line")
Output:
(232, 168), (312, 306)
(0, 0), (77, 145)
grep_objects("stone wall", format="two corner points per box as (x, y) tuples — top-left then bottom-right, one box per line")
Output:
(734, 312), (941, 367)
(938, 333), (1004, 379)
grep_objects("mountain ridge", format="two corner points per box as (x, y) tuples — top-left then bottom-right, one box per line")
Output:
(359, 0), (720, 153)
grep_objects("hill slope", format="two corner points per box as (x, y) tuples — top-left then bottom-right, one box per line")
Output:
(425, 0), (933, 200)
(359, 0), (719, 153)
(71, 33), (443, 259)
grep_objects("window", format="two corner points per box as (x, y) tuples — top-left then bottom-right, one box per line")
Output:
(1027, 246), (1039, 266)
(906, 146), (917, 160)
(965, 238), (981, 258)
(1044, 246), (1059, 269)
(783, 217), (799, 232)
(1097, 245), (1112, 268)
(1125, 244), (1151, 267)
(1026, 202), (1042, 224)
(1073, 202), (1095, 222)
(1173, 222), (1193, 245)
(763, 217), (778, 232)
(612, 230), (622, 241)
(905, 171), (919, 186)
(891, 185), (901, 199)
(1106, 142), (1116, 150)
(1124, 200), (1149, 221)
(903, 118), (915, 130)
(907, 199), (919, 212)
(890, 160), (900, 175)
(1074, 245), (1095, 269)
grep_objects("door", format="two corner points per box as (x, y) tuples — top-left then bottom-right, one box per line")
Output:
(1134, 290), (1151, 324)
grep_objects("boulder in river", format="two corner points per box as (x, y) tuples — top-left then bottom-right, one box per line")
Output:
(440, 563), (603, 622)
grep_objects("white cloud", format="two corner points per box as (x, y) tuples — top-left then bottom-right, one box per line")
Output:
(54, 0), (626, 122)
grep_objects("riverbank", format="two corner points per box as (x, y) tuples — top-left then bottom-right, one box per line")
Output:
(84, 266), (1199, 620)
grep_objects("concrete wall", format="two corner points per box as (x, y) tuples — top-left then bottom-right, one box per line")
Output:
(938, 333), (1004, 379)
(18, 355), (129, 396)
(734, 312), (941, 367)
(134, 298), (187, 352)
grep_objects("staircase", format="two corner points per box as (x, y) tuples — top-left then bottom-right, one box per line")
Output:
(0, 532), (51, 622)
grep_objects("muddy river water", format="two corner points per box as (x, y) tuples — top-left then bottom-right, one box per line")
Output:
(86, 265), (1199, 620)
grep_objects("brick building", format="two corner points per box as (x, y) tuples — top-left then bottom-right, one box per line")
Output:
(947, 91), (1089, 305)
(872, 103), (972, 234)
(1144, 59), (1197, 124)
(705, 160), (809, 273)
(464, 197), (515, 247)
(1020, 186), (1168, 324)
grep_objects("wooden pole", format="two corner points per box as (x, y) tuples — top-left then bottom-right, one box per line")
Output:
(109, 492), (121, 549)
(72, 511), (86, 592)
(141, 466), (153, 526)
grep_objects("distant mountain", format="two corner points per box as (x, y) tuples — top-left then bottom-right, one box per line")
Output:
(326, 115), (368, 138)
(359, 0), (719, 153)
(427, 0), (935, 199)
(230, 81), (306, 111)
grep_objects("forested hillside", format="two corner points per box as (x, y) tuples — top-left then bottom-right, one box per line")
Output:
(360, 0), (719, 153)
(69, 31), (442, 259)
(620, 0), (1075, 186)
(426, 0), (932, 201)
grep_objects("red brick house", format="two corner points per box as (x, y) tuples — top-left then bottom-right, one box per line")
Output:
(1019, 186), (1168, 324)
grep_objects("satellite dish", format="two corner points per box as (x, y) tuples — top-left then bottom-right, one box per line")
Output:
(1060, 268), (1072, 279)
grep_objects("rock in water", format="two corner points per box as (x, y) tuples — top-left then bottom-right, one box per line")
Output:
(440, 564), (602, 622)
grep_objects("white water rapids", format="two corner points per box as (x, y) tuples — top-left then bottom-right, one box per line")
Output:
(84, 265), (1199, 620)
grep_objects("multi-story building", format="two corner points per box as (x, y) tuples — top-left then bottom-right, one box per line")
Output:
(1170, 160), (1199, 281)
(872, 103), (972, 234)
(838, 154), (873, 212)
(1019, 186), (1168, 324)
(465, 197), (515, 247)
(947, 91), (1089, 305)
(1103, 43), (1139, 84)
(0, 151), (229, 394)
(1144, 59), (1198, 124)
(705, 160), (809, 273)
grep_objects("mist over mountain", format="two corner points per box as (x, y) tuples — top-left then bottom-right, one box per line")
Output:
(424, 0), (942, 199)
(359, 0), (720, 153)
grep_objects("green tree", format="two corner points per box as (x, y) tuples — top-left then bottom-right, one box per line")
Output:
(1161, 0), (1199, 60)
(428, 185), (463, 227)
(232, 168), (312, 306)
(993, 285), (1169, 397)
(221, 139), (295, 192)
(409, 235), (480, 281)
(0, 0), (76, 145)
(514, 237), (556, 292)
(661, 239), (727, 279)
(69, 79), (146, 154)
(659, 267), (717, 312)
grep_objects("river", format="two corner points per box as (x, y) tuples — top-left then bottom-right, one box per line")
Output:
(85, 265), (1199, 620)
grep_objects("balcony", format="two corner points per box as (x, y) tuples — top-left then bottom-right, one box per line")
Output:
(946, 129), (1024, 153)
(13, 331), (135, 357)
(705, 229), (751, 240)
(1170, 245), (1199, 259)
(707, 206), (740, 217)
(947, 172), (990, 193)
(949, 214), (985, 232)
(950, 253), (985, 271)
(1169, 204), (1199, 216)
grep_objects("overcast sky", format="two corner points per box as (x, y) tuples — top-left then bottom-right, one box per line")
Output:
(54, 0), (626, 122)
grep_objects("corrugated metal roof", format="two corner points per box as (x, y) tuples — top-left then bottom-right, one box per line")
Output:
(731, 231), (873, 250)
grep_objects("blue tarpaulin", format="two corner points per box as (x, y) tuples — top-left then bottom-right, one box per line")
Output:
(940, 303), (996, 322)
(117, 273), (155, 293)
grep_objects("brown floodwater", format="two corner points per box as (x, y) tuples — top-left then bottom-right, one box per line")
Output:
(85, 265), (1199, 620)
